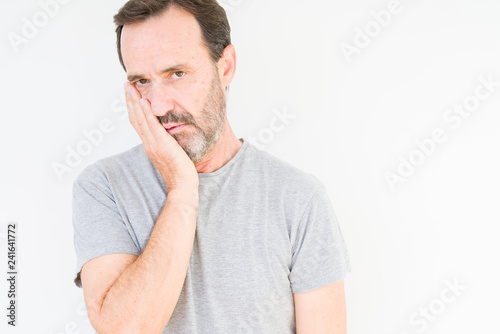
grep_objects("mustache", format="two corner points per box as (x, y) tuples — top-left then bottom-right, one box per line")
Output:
(157, 110), (196, 126)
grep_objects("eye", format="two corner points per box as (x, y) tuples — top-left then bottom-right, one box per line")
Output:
(134, 79), (149, 87)
(172, 71), (185, 79)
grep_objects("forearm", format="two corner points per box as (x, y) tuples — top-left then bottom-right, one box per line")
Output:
(95, 190), (198, 333)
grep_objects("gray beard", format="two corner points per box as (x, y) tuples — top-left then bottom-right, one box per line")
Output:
(158, 71), (226, 164)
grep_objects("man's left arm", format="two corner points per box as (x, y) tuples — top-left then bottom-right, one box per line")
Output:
(288, 180), (350, 333)
(293, 280), (347, 334)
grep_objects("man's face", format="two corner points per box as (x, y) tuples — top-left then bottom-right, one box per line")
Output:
(120, 6), (226, 164)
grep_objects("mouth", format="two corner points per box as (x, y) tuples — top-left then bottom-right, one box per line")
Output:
(163, 123), (187, 135)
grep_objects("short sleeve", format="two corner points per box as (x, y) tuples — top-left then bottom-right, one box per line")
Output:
(289, 182), (351, 294)
(72, 163), (140, 288)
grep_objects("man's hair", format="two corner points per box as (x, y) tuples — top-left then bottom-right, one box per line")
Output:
(113, 0), (231, 71)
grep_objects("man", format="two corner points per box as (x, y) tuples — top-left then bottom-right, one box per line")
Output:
(72, 0), (350, 333)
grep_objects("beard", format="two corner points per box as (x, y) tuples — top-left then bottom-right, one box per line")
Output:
(157, 67), (226, 164)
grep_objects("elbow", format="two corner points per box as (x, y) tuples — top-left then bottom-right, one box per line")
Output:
(86, 294), (173, 333)
(88, 310), (130, 334)
(86, 299), (132, 333)
(89, 312), (168, 334)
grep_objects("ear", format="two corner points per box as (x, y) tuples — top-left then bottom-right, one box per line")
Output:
(218, 44), (237, 88)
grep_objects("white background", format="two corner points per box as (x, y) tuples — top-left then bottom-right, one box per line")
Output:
(1, 0), (499, 333)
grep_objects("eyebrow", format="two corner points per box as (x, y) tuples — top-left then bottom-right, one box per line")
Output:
(127, 64), (192, 82)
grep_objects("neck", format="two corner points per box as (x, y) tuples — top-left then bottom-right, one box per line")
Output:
(194, 121), (242, 174)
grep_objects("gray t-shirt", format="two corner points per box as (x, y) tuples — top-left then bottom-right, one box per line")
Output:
(72, 137), (350, 333)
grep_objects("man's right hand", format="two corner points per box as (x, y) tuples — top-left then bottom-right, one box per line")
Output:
(124, 82), (199, 193)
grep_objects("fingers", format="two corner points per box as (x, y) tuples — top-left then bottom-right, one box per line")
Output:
(124, 82), (154, 144)
(124, 82), (137, 125)
(122, 84), (198, 187)
(124, 82), (177, 154)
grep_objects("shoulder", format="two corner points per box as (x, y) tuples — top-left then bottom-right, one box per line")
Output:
(244, 143), (325, 200)
(73, 143), (152, 185)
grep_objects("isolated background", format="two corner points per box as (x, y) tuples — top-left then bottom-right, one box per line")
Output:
(1, 0), (499, 333)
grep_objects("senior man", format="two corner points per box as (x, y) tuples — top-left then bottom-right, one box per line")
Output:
(72, 0), (350, 333)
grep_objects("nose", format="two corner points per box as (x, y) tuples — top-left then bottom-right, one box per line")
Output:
(147, 82), (176, 117)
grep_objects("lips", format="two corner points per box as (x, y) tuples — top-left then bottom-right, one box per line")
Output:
(163, 123), (187, 135)
(163, 123), (185, 130)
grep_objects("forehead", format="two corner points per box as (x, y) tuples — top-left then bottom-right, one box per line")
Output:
(120, 6), (207, 72)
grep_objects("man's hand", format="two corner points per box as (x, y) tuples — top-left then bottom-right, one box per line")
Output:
(124, 82), (199, 192)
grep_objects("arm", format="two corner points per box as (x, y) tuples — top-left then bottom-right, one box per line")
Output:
(293, 280), (347, 334)
(83, 190), (198, 333)
(81, 82), (200, 333)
